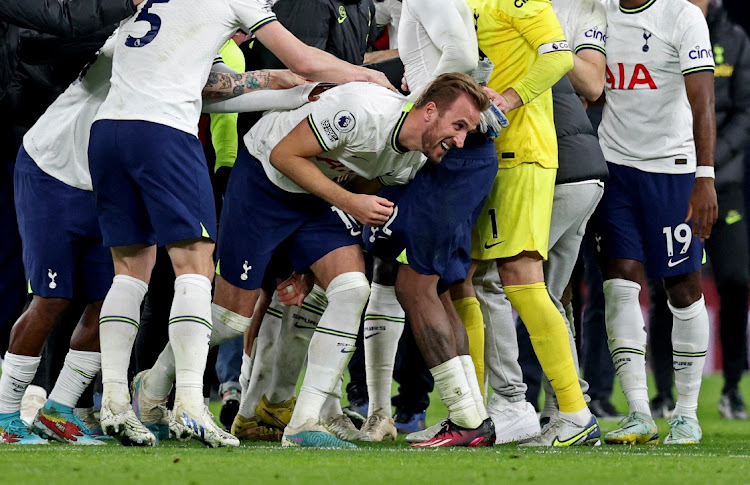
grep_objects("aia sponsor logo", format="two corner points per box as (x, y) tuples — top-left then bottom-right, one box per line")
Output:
(606, 63), (657, 90)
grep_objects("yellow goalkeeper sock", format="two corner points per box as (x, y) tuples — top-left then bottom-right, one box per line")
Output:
(505, 283), (585, 413)
(453, 297), (485, 398)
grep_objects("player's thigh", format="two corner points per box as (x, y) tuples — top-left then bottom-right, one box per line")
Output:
(88, 120), (156, 248)
(640, 171), (702, 279)
(14, 149), (84, 300)
(706, 185), (750, 287)
(128, 122), (217, 247)
(216, 150), (311, 291)
(471, 162), (556, 261)
(595, 163), (648, 267)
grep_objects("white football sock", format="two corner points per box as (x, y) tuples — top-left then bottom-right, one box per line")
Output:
(211, 302), (250, 345)
(363, 283), (405, 416)
(670, 296), (709, 420)
(169, 274), (212, 411)
(267, 285), (327, 403)
(459, 354), (488, 420)
(319, 378), (345, 423)
(431, 356), (482, 429)
(143, 344), (176, 401)
(48, 350), (100, 408)
(239, 349), (253, 397)
(100, 274), (148, 409)
(0, 353), (41, 414)
(237, 299), (281, 418)
(288, 272), (369, 429)
(604, 278), (650, 416)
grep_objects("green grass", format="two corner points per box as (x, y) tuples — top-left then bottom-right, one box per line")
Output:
(2, 375), (750, 485)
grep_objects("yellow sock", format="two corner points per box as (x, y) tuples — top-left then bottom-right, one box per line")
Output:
(505, 283), (585, 413)
(453, 297), (485, 398)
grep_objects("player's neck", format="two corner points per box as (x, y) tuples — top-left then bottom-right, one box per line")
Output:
(619, 0), (650, 9)
(397, 110), (424, 153)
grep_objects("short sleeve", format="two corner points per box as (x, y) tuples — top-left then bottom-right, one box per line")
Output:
(571, 0), (606, 55)
(677, 6), (714, 76)
(307, 95), (364, 153)
(233, 0), (277, 34)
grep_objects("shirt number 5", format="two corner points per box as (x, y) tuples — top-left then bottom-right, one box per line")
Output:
(125, 0), (171, 48)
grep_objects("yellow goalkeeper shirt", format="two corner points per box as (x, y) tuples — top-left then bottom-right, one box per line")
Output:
(469, 0), (571, 168)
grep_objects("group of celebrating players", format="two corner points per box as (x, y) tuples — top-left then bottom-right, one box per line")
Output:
(0, 0), (722, 450)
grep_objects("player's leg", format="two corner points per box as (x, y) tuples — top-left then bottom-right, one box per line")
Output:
(468, 262), (540, 445)
(282, 245), (369, 448)
(707, 185), (749, 419)
(395, 266), (494, 448)
(361, 258), (404, 441)
(476, 163), (597, 446)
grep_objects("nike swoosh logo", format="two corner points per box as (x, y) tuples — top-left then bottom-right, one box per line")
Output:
(667, 256), (689, 267)
(552, 423), (598, 446)
(483, 240), (504, 249)
(337, 16), (346, 23)
(364, 332), (382, 339)
(340, 348), (356, 353)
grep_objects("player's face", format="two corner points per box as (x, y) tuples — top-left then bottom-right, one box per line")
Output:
(421, 95), (481, 163)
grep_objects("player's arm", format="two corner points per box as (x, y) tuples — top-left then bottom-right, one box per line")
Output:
(685, 71), (718, 241)
(498, 2), (573, 112)
(253, 21), (396, 91)
(269, 120), (394, 226)
(201, 69), (307, 99)
(413, 0), (477, 77)
(567, 49), (606, 102)
(0, 0), (140, 38)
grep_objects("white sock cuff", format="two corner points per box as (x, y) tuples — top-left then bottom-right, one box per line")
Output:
(66, 349), (101, 368)
(212, 302), (251, 333)
(306, 284), (328, 307)
(112, 274), (148, 298)
(326, 272), (370, 299)
(668, 295), (706, 321)
(3, 352), (42, 367)
(370, 282), (397, 300)
(174, 274), (212, 296)
(430, 355), (462, 378)
(603, 278), (641, 293)
(242, 351), (251, 368)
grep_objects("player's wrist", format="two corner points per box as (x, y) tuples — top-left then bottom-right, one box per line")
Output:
(695, 166), (715, 179)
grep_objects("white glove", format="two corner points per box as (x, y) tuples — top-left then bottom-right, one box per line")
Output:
(478, 101), (510, 138)
(471, 58), (494, 86)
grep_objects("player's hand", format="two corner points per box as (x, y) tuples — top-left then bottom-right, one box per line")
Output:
(478, 101), (510, 138)
(401, 75), (409, 93)
(276, 273), (314, 307)
(685, 177), (718, 241)
(268, 70), (310, 90)
(365, 69), (398, 93)
(345, 194), (394, 227)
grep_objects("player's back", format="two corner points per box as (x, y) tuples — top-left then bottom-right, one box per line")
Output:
(599, 0), (714, 173)
(96, 0), (275, 137)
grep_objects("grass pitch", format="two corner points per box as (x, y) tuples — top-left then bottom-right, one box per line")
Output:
(1, 375), (749, 485)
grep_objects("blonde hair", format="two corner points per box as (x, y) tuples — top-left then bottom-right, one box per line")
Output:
(414, 72), (490, 113)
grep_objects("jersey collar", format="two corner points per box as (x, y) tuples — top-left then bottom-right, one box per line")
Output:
(619, 0), (657, 14)
(391, 102), (414, 154)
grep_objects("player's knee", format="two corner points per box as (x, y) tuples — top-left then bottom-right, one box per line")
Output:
(664, 273), (702, 308)
(326, 271), (370, 307)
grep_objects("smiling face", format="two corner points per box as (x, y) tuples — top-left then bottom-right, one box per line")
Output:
(420, 93), (482, 163)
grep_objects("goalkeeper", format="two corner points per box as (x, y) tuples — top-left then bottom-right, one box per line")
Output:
(450, 0), (601, 446)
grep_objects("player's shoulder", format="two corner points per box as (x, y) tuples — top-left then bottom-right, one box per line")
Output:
(317, 83), (405, 126)
(489, 0), (554, 18)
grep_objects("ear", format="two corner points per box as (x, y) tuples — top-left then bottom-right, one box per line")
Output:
(423, 101), (438, 122)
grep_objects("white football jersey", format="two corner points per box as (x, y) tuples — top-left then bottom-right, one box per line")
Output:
(552, 0), (606, 55)
(374, 0), (402, 49)
(23, 35), (118, 191)
(95, 0), (276, 137)
(245, 82), (427, 194)
(598, 0), (714, 174)
(398, 0), (477, 94)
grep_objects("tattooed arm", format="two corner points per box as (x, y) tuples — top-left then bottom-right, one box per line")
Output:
(202, 69), (308, 99)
